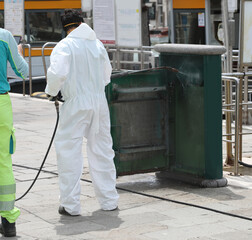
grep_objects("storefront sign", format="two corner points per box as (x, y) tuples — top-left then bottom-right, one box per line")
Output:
(239, 0), (252, 67)
(115, 0), (142, 47)
(4, 0), (24, 37)
(93, 0), (116, 45)
(198, 13), (205, 27)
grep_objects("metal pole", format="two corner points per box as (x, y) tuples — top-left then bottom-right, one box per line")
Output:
(42, 42), (57, 79)
(222, 72), (252, 77)
(22, 44), (32, 96)
(222, 0), (233, 165)
(237, 0), (247, 166)
(28, 45), (32, 96)
(238, 75), (243, 162)
(222, 0), (232, 72)
(234, 77), (240, 175)
(244, 66), (249, 124)
(140, 46), (144, 70)
(116, 45), (120, 71)
(205, 0), (211, 45)
(112, 51), (116, 70)
(22, 46), (25, 96)
(167, 0), (174, 43)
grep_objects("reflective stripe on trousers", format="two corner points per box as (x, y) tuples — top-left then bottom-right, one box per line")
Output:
(0, 185), (16, 210)
(0, 94), (20, 222)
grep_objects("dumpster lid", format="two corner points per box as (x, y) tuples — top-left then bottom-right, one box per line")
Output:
(154, 44), (226, 55)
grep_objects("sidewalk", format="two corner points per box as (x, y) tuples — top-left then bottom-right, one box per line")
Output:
(3, 93), (252, 240)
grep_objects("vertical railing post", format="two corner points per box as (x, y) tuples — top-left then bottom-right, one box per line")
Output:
(244, 66), (249, 124)
(42, 42), (57, 80)
(116, 46), (120, 71)
(234, 77), (240, 175)
(140, 46), (144, 70)
(238, 75), (243, 163)
(22, 44), (25, 96)
(28, 45), (32, 95)
(22, 44), (32, 96)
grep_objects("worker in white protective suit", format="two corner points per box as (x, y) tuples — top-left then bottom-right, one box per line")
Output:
(45, 9), (119, 216)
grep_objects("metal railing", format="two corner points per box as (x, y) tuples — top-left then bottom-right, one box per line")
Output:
(18, 42), (58, 96)
(13, 43), (47, 96)
(41, 43), (155, 74)
(22, 44), (32, 96)
(222, 71), (252, 175)
(18, 43), (155, 97)
(222, 76), (240, 175)
(104, 45), (155, 70)
(42, 42), (58, 78)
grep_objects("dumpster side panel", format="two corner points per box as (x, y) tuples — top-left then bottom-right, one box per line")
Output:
(204, 55), (223, 179)
(160, 54), (205, 176)
(175, 81), (205, 176)
(159, 52), (223, 179)
(107, 70), (174, 176)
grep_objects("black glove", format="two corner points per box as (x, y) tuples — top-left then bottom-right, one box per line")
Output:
(46, 94), (57, 101)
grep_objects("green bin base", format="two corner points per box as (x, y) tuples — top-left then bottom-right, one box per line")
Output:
(156, 171), (227, 188)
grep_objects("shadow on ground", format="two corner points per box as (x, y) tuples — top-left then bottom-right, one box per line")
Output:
(116, 173), (245, 202)
(55, 209), (123, 236)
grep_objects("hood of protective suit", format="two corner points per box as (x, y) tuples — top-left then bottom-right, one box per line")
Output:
(67, 23), (96, 40)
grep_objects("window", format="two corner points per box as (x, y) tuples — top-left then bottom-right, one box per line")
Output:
(148, 3), (156, 20)
(25, 10), (64, 45)
(174, 10), (205, 44)
(209, 0), (222, 45)
(0, 11), (3, 28)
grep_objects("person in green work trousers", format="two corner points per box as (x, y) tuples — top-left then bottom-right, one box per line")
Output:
(0, 28), (28, 237)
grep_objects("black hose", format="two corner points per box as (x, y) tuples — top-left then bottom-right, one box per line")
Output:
(238, 160), (252, 168)
(115, 186), (252, 222)
(15, 100), (59, 201)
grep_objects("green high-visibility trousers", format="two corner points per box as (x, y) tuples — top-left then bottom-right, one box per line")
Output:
(0, 94), (20, 223)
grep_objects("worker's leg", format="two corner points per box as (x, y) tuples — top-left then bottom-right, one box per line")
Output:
(0, 95), (19, 237)
(86, 100), (119, 210)
(54, 106), (88, 215)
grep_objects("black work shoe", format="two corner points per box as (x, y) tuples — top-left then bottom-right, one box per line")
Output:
(58, 206), (80, 217)
(0, 217), (16, 237)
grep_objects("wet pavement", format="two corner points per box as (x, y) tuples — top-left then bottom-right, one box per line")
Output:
(2, 93), (252, 240)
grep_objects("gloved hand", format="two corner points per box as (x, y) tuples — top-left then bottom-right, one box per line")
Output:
(46, 94), (57, 101)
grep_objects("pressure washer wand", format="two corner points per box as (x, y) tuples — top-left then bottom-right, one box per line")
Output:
(15, 100), (59, 201)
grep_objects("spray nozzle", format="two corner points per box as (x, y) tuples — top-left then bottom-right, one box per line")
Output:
(54, 99), (59, 113)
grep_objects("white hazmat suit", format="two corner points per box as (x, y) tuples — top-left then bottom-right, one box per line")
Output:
(45, 23), (119, 215)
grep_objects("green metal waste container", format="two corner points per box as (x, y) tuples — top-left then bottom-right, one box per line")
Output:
(107, 44), (227, 187)
(107, 68), (177, 176)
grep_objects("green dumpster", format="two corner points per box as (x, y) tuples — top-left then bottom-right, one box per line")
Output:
(107, 44), (227, 187)
(107, 68), (177, 176)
